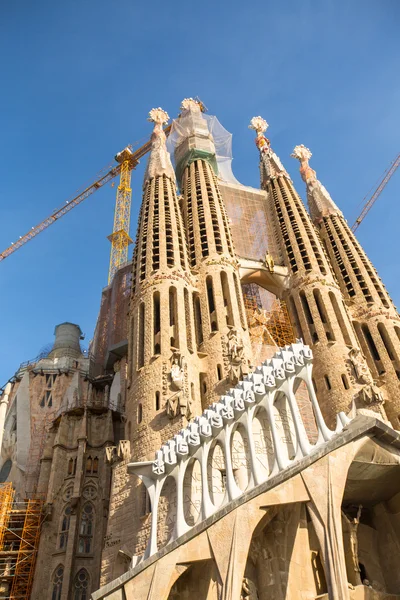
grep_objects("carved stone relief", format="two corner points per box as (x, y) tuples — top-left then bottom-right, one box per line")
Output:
(223, 328), (250, 385)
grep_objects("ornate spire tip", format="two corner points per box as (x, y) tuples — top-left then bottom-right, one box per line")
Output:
(148, 107), (169, 126)
(180, 98), (201, 112)
(249, 116), (269, 134)
(291, 144), (312, 162)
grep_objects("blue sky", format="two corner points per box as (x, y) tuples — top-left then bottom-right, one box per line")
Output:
(0, 0), (399, 383)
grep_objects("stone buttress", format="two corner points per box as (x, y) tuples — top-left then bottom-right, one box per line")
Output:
(292, 144), (400, 428)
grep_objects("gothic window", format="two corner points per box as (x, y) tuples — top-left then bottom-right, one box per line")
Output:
(82, 485), (97, 500)
(85, 456), (99, 476)
(58, 505), (71, 550)
(63, 485), (73, 502)
(67, 457), (77, 476)
(51, 565), (64, 600)
(78, 504), (94, 554)
(40, 373), (57, 407)
(73, 569), (89, 600)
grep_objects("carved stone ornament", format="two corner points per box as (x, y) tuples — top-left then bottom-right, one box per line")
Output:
(264, 251), (275, 272)
(145, 107), (175, 183)
(291, 144), (316, 184)
(347, 347), (371, 385)
(224, 328), (249, 385)
(180, 98), (201, 112)
(166, 352), (192, 420)
(248, 116), (269, 134)
(148, 107), (170, 125)
(241, 577), (259, 600)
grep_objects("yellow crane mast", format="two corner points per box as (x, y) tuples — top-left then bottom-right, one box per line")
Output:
(107, 147), (136, 284)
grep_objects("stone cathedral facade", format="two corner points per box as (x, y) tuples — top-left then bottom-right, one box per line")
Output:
(1, 99), (400, 600)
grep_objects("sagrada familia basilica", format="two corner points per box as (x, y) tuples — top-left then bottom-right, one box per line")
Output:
(1, 98), (400, 600)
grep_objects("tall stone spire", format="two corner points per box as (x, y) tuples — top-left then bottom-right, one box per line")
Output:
(249, 116), (290, 183)
(175, 98), (252, 405)
(144, 108), (176, 184)
(292, 145), (400, 427)
(291, 144), (342, 221)
(125, 106), (204, 558)
(250, 116), (386, 426)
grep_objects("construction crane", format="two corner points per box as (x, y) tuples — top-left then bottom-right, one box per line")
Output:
(0, 125), (171, 282)
(351, 152), (400, 232)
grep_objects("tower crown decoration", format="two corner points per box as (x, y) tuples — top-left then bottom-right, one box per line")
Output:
(148, 107), (170, 126)
(249, 116), (269, 134)
(180, 98), (202, 113)
(291, 144), (316, 184)
(144, 106), (175, 185)
(291, 144), (340, 220)
(249, 115), (289, 179)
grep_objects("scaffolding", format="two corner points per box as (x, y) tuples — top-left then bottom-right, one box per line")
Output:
(0, 484), (44, 600)
(247, 299), (296, 349)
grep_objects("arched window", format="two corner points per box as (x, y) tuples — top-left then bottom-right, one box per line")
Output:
(85, 456), (98, 476)
(51, 565), (64, 600)
(85, 456), (92, 474)
(58, 505), (71, 549)
(74, 568), (89, 600)
(78, 503), (94, 554)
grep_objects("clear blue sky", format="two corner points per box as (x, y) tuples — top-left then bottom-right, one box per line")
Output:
(0, 0), (399, 384)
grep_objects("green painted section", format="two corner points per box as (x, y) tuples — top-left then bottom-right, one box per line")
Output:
(176, 148), (218, 182)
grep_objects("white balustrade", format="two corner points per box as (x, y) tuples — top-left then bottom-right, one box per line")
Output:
(128, 341), (351, 561)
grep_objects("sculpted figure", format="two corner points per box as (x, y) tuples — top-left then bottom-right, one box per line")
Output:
(167, 352), (192, 419)
(348, 347), (371, 385)
(264, 251), (275, 272)
(225, 329), (249, 384)
(241, 577), (259, 600)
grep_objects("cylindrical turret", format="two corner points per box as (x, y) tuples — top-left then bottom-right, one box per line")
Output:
(292, 144), (400, 427)
(250, 117), (385, 427)
(48, 322), (83, 359)
(175, 99), (252, 406)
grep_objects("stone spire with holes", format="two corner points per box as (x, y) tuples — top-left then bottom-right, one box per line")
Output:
(292, 144), (400, 426)
(249, 117), (385, 426)
(174, 98), (252, 406)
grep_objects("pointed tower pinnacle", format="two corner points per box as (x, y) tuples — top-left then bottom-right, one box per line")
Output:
(249, 116), (289, 182)
(144, 108), (175, 185)
(291, 144), (342, 222)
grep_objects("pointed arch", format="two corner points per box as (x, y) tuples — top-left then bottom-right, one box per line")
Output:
(78, 502), (95, 554)
(73, 568), (90, 600)
(58, 505), (71, 550)
(51, 564), (64, 600)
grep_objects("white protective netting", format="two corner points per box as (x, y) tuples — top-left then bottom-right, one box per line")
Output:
(166, 110), (242, 186)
